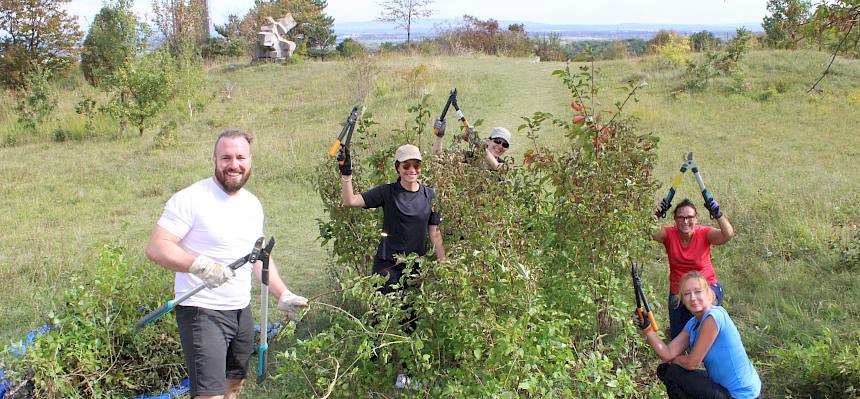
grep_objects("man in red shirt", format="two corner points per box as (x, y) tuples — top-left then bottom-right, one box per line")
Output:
(652, 198), (734, 338)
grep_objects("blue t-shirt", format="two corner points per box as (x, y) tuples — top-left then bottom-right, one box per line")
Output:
(686, 306), (761, 399)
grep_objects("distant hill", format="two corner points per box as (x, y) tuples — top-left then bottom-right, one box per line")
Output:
(333, 18), (764, 44)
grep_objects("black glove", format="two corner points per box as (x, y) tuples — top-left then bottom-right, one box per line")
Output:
(704, 197), (722, 219)
(634, 310), (651, 332)
(656, 199), (671, 218)
(433, 118), (446, 137)
(338, 147), (352, 176)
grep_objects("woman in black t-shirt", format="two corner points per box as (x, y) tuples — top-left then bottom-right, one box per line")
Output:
(339, 144), (447, 293)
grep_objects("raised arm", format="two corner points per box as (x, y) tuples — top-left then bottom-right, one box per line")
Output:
(483, 148), (502, 171)
(338, 148), (365, 208)
(340, 175), (365, 208)
(652, 225), (667, 243)
(707, 214), (734, 245)
(432, 119), (446, 155)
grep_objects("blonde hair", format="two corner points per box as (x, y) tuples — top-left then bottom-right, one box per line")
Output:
(676, 271), (716, 307)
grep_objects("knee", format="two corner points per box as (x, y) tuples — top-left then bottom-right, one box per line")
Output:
(656, 362), (684, 383)
(226, 378), (245, 394)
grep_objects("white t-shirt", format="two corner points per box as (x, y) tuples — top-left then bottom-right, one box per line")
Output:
(157, 177), (264, 310)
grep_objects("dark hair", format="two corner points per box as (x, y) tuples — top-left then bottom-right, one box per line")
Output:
(214, 129), (253, 155)
(394, 159), (422, 182)
(673, 198), (697, 217)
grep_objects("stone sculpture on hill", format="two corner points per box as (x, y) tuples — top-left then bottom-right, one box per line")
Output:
(255, 15), (297, 61)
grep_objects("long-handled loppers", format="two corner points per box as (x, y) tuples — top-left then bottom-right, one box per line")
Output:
(655, 152), (692, 218)
(433, 88), (457, 137)
(135, 237), (265, 331)
(632, 263), (658, 334)
(688, 154), (714, 204)
(446, 90), (481, 147)
(257, 237), (276, 383)
(327, 106), (360, 168)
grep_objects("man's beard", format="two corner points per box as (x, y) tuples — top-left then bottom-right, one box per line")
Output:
(215, 168), (251, 193)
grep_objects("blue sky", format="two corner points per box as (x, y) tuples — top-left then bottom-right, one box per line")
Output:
(67, 0), (769, 29)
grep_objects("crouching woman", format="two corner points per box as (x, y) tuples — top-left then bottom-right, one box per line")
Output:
(638, 271), (761, 399)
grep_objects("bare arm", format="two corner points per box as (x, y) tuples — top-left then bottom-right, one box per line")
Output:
(652, 226), (667, 243)
(252, 257), (290, 298)
(672, 316), (718, 370)
(707, 214), (734, 245)
(145, 225), (195, 273)
(428, 225), (447, 261)
(432, 135), (444, 155)
(644, 329), (690, 363)
(340, 175), (365, 208)
(483, 148), (502, 171)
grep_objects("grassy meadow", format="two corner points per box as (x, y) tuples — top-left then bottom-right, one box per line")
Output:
(1, 50), (860, 396)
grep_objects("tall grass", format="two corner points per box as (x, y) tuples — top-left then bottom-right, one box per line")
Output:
(1, 50), (859, 396)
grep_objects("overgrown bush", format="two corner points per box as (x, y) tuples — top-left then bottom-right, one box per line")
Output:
(272, 63), (662, 396)
(438, 15), (534, 57)
(337, 38), (366, 58)
(534, 34), (567, 62)
(768, 328), (860, 398)
(103, 49), (179, 136)
(682, 28), (752, 92)
(15, 68), (57, 134)
(0, 244), (185, 398)
(563, 39), (648, 61)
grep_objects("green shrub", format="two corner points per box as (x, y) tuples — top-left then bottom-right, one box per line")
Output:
(103, 49), (178, 136)
(534, 33), (566, 62)
(80, 1), (146, 87)
(768, 329), (860, 398)
(273, 63), (660, 397)
(336, 38), (366, 58)
(15, 68), (57, 135)
(0, 244), (185, 398)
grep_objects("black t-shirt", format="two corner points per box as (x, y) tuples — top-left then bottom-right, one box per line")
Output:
(361, 182), (441, 261)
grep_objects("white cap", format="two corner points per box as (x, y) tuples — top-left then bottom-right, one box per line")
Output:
(394, 144), (422, 162)
(488, 127), (511, 145)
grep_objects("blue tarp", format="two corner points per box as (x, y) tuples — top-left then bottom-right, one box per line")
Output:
(1, 322), (283, 399)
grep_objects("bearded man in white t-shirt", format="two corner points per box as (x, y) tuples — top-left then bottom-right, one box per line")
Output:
(146, 130), (308, 399)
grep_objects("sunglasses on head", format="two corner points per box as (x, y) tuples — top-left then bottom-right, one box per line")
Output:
(491, 138), (509, 148)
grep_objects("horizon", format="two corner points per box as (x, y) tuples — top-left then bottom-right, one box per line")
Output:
(66, 0), (769, 34)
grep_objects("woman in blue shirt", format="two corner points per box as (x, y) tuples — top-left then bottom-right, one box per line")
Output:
(638, 271), (761, 399)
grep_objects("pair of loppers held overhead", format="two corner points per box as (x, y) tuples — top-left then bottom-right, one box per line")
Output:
(632, 263), (658, 334)
(435, 88), (481, 147)
(654, 152), (715, 218)
(327, 105), (360, 167)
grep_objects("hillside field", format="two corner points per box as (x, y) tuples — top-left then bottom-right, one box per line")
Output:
(1, 50), (859, 397)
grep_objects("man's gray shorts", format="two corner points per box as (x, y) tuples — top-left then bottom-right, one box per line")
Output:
(175, 305), (254, 397)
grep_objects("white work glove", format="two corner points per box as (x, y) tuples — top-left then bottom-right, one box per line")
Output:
(189, 255), (234, 289)
(277, 289), (309, 321)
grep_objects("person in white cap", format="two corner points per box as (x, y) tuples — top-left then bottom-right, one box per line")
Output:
(338, 143), (446, 388)
(431, 121), (511, 171)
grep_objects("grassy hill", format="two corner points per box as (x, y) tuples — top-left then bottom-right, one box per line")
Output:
(1, 50), (859, 396)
